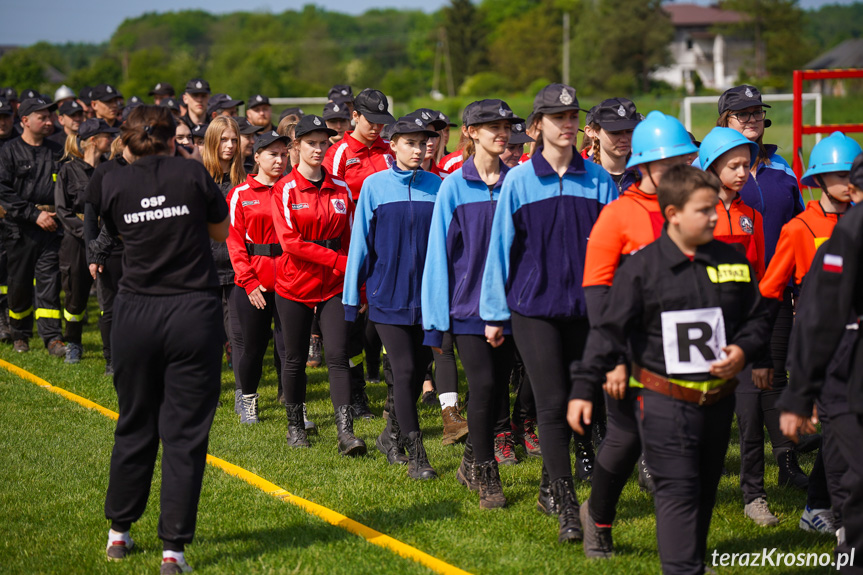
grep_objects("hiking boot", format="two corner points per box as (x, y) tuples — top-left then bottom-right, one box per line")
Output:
(405, 430), (437, 480)
(105, 537), (134, 561)
(537, 465), (559, 515)
(47, 339), (66, 357)
(335, 404), (367, 457)
(637, 453), (655, 494)
(376, 408), (408, 464)
(441, 406), (468, 445)
(306, 335), (322, 367)
(574, 440), (594, 482)
(581, 500), (613, 558)
(65, 342), (83, 364)
(303, 403), (317, 435)
(234, 389), (243, 415)
(421, 389), (437, 406)
(104, 362), (114, 376)
(476, 459), (506, 509)
(551, 477), (582, 542)
(285, 403), (310, 448)
(517, 418), (542, 458)
(240, 393), (260, 424)
(494, 431), (518, 465)
(456, 438), (478, 491)
(776, 448), (809, 491)
(799, 505), (836, 534)
(13, 339), (29, 353)
(350, 379), (375, 420)
(160, 557), (193, 574)
(744, 497), (780, 526)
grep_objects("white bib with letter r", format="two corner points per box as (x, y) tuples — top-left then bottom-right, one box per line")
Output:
(660, 307), (727, 375)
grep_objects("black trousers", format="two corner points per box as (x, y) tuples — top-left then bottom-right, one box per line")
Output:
(638, 391), (735, 575)
(735, 366), (793, 503)
(276, 294), (352, 408)
(104, 291), (222, 550)
(363, 314), (382, 376)
(59, 234), (93, 345)
(4, 225), (62, 344)
(817, 401), (850, 526)
(97, 251), (122, 362)
(0, 231), (8, 314)
(455, 334), (514, 462)
(511, 312), (589, 482)
(831, 413), (863, 574)
(375, 323), (433, 435)
(230, 287), (283, 396)
(505, 350), (538, 432)
(432, 331), (459, 395)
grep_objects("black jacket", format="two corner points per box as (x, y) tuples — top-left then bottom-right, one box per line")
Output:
(571, 230), (771, 402)
(55, 156), (93, 240)
(0, 137), (64, 234)
(84, 157), (127, 264)
(781, 204), (863, 416)
(211, 176), (235, 285)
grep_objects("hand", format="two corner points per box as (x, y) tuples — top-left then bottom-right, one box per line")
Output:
(248, 285), (267, 310)
(780, 411), (817, 444)
(709, 344), (745, 380)
(485, 325), (504, 348)
(567, 399), (593, 436)
(36, 210), (57, 231)
(602, 364), (628, 400)
(358, 303), (368, 314)
(88, 263), (103, 280)
(177, 143), (203, 163)
(752, 367), (774, 390)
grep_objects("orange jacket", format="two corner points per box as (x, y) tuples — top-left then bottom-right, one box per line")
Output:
(759, 201), (841, 300)
(583, 184), (663, 287)
(714, 194), (765, 281)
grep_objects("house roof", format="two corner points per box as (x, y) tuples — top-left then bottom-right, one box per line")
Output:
(804, 38), (863, 70)
(663, 3), (746, 26)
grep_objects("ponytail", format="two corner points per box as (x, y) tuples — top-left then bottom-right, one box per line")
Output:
(61, 132), (84, 161)
(590, 123), (602, 165)
(121, 106), (176, 157)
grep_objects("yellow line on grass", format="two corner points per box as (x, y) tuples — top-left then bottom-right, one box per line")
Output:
(0, 358), (471, 575)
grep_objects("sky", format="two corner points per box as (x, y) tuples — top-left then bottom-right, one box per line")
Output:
(0, 0), (859, 46)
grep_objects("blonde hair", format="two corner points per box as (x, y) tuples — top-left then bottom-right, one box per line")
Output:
(108, 136), (124, 160)
(61, 132), (84, 161)
(589, 122), (602, 164)
(202, 116), (245, 186)
(277, 117), (297, 139)
(717, 111), (771, 168)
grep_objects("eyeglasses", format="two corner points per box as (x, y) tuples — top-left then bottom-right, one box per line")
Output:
(730, 110), (767, 122)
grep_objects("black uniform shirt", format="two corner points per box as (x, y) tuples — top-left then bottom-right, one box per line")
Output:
(54, 156), (93, 240)
(47, 130), (69, 148)
(571, 229), (771, 402)
(100, 155), (228, 295)
(0, 137), (63, 224)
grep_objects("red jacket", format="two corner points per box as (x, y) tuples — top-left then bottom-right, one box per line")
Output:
(322, 131), (392, 200)
(438, 149), (464, 175)
(226, 175), (282, 294)
(271, 169), (354, 305)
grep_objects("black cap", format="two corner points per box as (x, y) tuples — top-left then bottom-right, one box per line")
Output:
(0, 98), (12, 116)
(148, 82), (175, 96)
(294, 115), (338, 139)
(247, 94), (270, 108)
(380, 123), (395, 141)
(185, 78), (211, 95)
(237, 117), (266, 135)
(1, 88), (17, 102)
(121, 100), (142, 122)
(207, 93), (244, 116)
(322, 100), (351, 121)
(353, 89), (395, 124)
(191, 123), (209, 139)
(437, 111), (457, 127)
(328, 85), (353, 101)
(92, 84), (123, 102)
(20, 88), (40, 101)
(510, 121), (534, 145)
(406, 108), (447, 131)
(160, 97), (181, 112)
(127, 96), (142, 105)
(687, 131), (701, 148)
(532, 83), (582, 115)
(718, 85), (772, 115)
(389, 115), (439, 139)
(78, 118), (119, 140)
(253, 129), (291, 153)
(78, 87), (93, 105)
(58, 99), (84, 116)
(18, 97), (57, 116)
(279, 107), (305, 121)
(850, 153), (863, 190)
(593, 98), (640, 131)
(463, 99), (523, 127)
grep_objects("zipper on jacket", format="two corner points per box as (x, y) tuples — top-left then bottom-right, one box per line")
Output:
(408, 169), (418, 323)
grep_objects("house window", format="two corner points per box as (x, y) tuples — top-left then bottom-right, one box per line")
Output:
(687, 38), (694, 50)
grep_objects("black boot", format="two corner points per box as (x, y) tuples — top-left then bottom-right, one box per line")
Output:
(637, 452), (655, 494)
(350, 365), (375, 420)
(551, 476), (582, 543)
(405, 431), (437, 480)
(456, 436), (477, 491)
(574, 439), (594, 482)
(476, 459), (506, 509)
(376, 407), (408, 464)
(580, 500), (613, 558)
(285, 403), (310, 448)
(537, 464), (559, 515)
(776, 448), (809, 490)
(335, 404), (367, 457)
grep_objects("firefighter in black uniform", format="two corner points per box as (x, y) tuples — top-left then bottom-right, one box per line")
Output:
(0, 96), (15, 342)
(569, 165), (771, 575)
(100, 105), (229, 575)
(0, 97), (66, 355)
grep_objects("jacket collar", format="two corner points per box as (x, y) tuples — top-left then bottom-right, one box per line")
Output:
(288, 167), (336, 193)
(461, 156), (509, 189)
(345, 130), (389, 153)
(531, 145), (587, 178)
(658, 227), (721, 269)
(390, 163), (428, 185)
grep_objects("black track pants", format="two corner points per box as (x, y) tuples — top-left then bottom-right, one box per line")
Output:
(375, 323), (432, 435)
(59, 234), (92, 344)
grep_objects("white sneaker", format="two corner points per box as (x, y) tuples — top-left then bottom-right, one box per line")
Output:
(744, 497), (780, 526)
(800, 505), (835, 534)
(105, 532), (134, 561)
(161, 556), (193, 574)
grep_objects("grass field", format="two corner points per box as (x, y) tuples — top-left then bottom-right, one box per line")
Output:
(0, 294), (841, 575)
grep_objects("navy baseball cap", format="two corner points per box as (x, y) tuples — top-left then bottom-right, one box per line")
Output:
(463, 99), (523, 127)
(279, 107), (305, 121)
(91, 84), (123, 102)
(191, 123), (209, 139)
(18, 97), (57, 116)
(406, 108), (447, 131)
(78, 118), (119, 140)
(328, 84), (353, 101)
(532, 83), (583, 115)
(248, 94), (270, 109)
(1, 88), (18, 102)
(593, 98), (640, 131)
(294, 115), (337, 139)
(160, 97), (181, 112)
(253, 129), (291, 153)
(850, 153), (863, 190)
(389, 115), (439, 139)
(354, 89), (395, 125)
(207, 94), (244, 116)
(510, 121), (534, 145)
(322, 101), (350, 121)
(148, 82), (175, 96)
(58, 100), (84, 116)
(718, 85), (771, 114)
(237, 117), (266, 136)
(185, 78), (211, 94)
(0, 98), (13, 116)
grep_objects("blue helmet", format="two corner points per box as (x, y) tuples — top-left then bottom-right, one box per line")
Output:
(801, 132), (863, 187)
(698, 127), (759, 172)
(626, 111), (698, 169)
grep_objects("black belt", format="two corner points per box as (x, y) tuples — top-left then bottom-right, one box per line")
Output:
(246, 243), (283, 257)
(306, 238), (341, 251)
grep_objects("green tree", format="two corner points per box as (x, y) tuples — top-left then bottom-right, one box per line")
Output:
(0, 43), (65, 93)
(805, 3), (863, 53)
(442, 0), (487, 89)
(486, 3), (562, 90)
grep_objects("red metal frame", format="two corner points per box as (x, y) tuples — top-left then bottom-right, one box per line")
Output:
(793, 68), (863, 184)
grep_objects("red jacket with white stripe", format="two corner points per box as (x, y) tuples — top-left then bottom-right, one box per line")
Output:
(271, 169), (354, 305)
(226, 175), (282, 295)
(438, 149), (464, 176)
(322, 131), (392, 200)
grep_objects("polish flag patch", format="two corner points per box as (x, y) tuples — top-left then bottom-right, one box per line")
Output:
(823, 254), (844, 273)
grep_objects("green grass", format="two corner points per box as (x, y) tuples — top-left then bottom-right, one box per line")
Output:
(0, 299), (838, 574)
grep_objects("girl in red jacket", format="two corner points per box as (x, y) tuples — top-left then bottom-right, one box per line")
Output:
(226, 129), (289, 424)
(271, 115), (364, 456)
